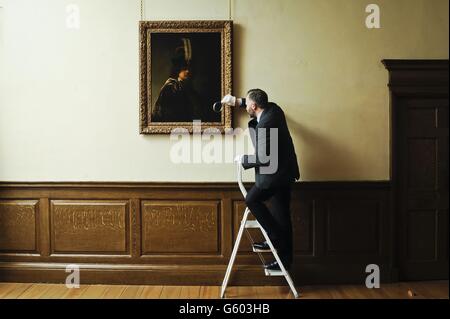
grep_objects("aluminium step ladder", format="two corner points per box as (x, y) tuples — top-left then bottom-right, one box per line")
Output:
(220, 161), (299, 299)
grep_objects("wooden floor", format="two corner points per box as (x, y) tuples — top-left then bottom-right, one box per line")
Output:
(0, 281), (447, 299)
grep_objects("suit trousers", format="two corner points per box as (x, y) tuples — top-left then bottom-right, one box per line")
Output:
(245, 183), (293, 266)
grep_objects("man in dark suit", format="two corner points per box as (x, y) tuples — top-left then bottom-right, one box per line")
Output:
(221, 89), (300, 271)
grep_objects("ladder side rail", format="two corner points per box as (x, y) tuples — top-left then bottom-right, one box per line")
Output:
(220, 207), (250, 298)
(259, 225), (300, 298)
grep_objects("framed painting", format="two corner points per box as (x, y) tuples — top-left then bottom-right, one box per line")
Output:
(139, 20), (233, 134)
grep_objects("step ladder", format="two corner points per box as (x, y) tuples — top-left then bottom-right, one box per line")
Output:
(220, 162), (300, 299)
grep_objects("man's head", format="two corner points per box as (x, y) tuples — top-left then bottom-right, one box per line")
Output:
(171, 44), (192, 81)
(178, 67), (191, 81)
(246, 88), (268, 118)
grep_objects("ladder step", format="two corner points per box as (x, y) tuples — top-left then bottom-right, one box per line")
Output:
(264, 269), (285, 276)
(245, 220), (261, 228)
(252, 247), (271, 253)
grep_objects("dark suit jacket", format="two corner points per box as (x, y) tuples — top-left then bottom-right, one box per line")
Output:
(241, 101), (300, 189)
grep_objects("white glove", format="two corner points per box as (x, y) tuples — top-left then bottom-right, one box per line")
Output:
(221, 94), (237, 107)
(234, 154), (243, 163)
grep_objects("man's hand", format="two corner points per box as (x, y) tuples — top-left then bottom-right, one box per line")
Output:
(221, 95), (244, 107)
(213, 95), (244, 113)
(221, 94), (237, 106)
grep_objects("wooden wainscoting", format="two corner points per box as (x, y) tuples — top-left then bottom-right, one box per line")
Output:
(0, 181), (392, 285)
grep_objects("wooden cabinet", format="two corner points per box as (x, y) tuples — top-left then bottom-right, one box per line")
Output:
(383, 60), (449, 280)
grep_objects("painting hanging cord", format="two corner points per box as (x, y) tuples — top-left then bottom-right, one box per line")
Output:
(140, 0), (232, 21)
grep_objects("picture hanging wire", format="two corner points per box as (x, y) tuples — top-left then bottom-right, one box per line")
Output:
(139, 1), (231, 21)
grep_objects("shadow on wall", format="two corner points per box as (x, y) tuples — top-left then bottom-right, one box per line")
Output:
(233, 24), (245, 95)
(285, 114), (363, 181)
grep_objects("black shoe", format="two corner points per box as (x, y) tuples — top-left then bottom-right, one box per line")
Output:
(264, 261), (281, 271)
(252, 241), (270, 251)
(264, 261), (291, 271)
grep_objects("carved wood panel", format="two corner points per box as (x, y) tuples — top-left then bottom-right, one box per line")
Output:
(0, 200), (39, 253)
(50, 200), (129, 254)
(141, 200), (220, 254)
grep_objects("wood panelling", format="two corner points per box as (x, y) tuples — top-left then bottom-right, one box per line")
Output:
(407, 210), (437, 261)
(141, 200), (220, 254)
(0, 181), (392, 285)
(407, 138), (437, 189)
(291, 199), (314, 255)
(0, 200), (39, 253)
(50, 200), (129, 255)
(232, 199), (314, 255)
(232, 201), (264, 254)
(325, 200), (380, 255)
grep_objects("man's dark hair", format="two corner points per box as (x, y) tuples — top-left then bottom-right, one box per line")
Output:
(247, 89), (268, 109)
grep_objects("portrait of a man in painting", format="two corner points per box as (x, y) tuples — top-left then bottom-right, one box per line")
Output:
(139, 21), (232, 134)
(152, 35), (220, 123)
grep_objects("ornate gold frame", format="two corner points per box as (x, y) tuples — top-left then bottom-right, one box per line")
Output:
(139, 20), (233, 134)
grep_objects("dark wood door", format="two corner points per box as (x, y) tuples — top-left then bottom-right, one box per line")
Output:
(397, 97), (449, 280)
